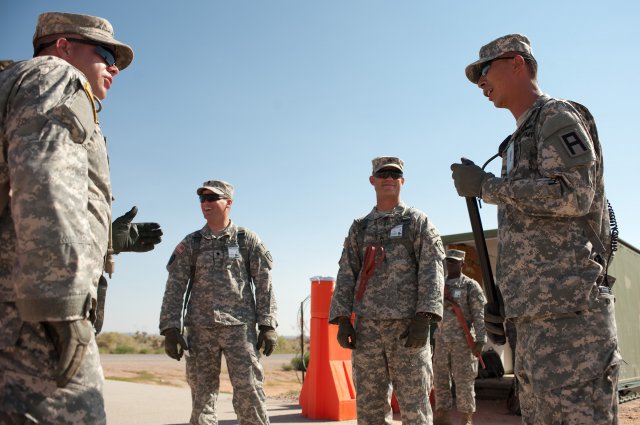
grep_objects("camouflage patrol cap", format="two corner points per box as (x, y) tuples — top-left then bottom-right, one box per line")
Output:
(445, 249), (466, 262)
(197, 180), (234, 199)
(465, 34), (533, 84)
(372, 156), (404, 174)
(33, 12), (134, 70)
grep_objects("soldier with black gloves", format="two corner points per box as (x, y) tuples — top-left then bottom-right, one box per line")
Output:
(159, 180), (277, 425)
(329, 157), (445, 425)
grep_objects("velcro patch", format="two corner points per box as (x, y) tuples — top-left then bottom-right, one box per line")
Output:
(175, 243), (186, 254)
(560, 131), (588, 157)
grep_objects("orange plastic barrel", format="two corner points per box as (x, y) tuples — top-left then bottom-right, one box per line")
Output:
(299, 276), (357, 420)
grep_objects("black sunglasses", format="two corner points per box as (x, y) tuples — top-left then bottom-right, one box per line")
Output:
(66, 38), (117, 67)
(199, 194), (223, 203)
(374, 170), (403, 180)
(34, 38), (117, 67)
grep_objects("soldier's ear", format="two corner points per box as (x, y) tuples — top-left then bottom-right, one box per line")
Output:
(369, 176), (375, 185)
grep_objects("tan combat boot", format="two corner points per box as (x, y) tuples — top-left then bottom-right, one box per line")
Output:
(433, 409), (452, 425)
(459, 412), (473, 425)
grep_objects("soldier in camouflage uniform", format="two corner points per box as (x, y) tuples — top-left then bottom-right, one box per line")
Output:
(433, 249), (486, 425)
(0, 12), (137, 424)
(329, 157), (445, 425)
(159, 180), (278, 425)
(452, 34), (620, 424)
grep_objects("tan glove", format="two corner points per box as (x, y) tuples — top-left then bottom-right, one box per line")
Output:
(43, 319), (93, 387)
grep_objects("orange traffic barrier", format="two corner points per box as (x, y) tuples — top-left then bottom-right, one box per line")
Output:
(299, 277), (357, 420)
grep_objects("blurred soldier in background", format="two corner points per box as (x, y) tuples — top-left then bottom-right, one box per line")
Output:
(433, 249), (486, 425)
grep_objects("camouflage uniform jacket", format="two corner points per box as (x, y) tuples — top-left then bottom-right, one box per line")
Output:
(159, 222), (277, 330)
(329, 202), (445, 322)
(435, 274), (486, 344)
(0, 56), (111, 322)
(481, 94), (609, 319)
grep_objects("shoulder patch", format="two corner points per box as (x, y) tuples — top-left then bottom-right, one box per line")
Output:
(540, 110), (595, 167)
(175, 242), (186, 254)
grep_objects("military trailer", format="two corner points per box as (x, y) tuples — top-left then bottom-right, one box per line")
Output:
(442, 230), (640, 401)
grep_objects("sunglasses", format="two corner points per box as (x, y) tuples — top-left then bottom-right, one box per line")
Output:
(199, 194), (224, 203)
(66, 38), (117, 67)
(480, 56), (517, 78)
(374, 170), (403, 180)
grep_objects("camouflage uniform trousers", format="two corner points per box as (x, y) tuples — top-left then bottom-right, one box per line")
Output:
(353, 317), (433, 425)
(433, 339), (478, 414)
(515, 290), (620, 425)
(0, 302), (105, 425)
(185, 324), (269, 425)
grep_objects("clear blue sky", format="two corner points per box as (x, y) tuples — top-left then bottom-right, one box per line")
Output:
(2, 1), (638, 336)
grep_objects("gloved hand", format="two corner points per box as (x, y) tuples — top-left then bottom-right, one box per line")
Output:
(336, 316), (356, 350)
(256, 325), (278, 356)
(473, 340), (484, 355)
(163, 328), (188, 361)
(112, 206), (163, 254)
(450, 158), (493, 198)
(399, 314), (434, 348)
(484, 303), (506, 345)
(43, 319), (93, 387)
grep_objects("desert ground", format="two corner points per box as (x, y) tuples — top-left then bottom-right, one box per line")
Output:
(101, 354), (640, 424)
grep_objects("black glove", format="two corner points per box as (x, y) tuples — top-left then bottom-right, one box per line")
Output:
(484, 303), (507, 345)
(256, 325), (278, 356)
(336, 317), (356, 350)
(163, 328), (188, 361)
(43, 319), (93, 387)
(399, 314), (434, 348)
(450, 158), (493, 198)
(112, 206), (163, 254)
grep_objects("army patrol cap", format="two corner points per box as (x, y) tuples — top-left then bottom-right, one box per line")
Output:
(372, 156), (404, 174)
(33, 12), (134, 70)
(465, 34), (533, 84)
(445, 249), (466, 262)
(197, 180), (234, 199)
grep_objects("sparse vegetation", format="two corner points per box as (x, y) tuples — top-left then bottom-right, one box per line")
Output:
(97, 332), (164, 354)
(97, 331), (305, 355)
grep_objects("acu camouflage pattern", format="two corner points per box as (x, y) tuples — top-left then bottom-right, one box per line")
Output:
(480, 94), (620, 423)
(433, 274), (486, 414)
(184, 325), (269, 425)
(0, 56), (111, 422)
(329, 202), (445, 322)
(159, 222), (276, 424)
(353, 318), (433, 425)
(329, 203), (444, 424)
(465, 33), (533, 83)
(159, 222), (277, 330)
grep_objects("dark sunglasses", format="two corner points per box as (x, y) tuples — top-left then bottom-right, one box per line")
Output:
(67, 38), (117, 67)
(480, 55), (517, 78)
(199, 194), (223, 203)
(374, 170), (403, 180)
(34, 38), (117, 67)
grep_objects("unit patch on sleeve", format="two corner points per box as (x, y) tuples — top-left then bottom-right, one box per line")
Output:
(560, 131), (588, 157)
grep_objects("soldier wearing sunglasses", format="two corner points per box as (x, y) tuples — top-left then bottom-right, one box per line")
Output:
(160, 180), (277, 425)
(329, 156), (445, 424)
(451, 34), (620, 424)
(0, 12), (154, 424)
